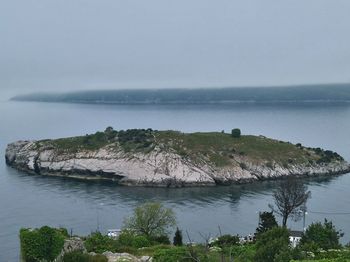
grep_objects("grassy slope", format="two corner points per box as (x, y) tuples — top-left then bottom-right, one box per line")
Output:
(34, 129), (343, 168)
(156, 131), (322, 167)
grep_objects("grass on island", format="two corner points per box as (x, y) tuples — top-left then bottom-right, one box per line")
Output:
(155, 130), (341, 167)
(33, 128), (343, 168)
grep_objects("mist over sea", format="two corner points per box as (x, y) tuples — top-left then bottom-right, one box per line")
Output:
(1, 100), (350, 261)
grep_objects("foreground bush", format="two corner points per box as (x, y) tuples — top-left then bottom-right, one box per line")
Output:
(153, 247), (188, 262)
(84, 230), (158, 254)
(84, 232), (119, 253)
(20, 226), (65, 262)
(131, 235), (151, 248)
(118, 230), (152, 248)
(301, 219), (343, 251)
(117, 230), (135, 247)
(150, 234), (171, 245)
(229, 244), (256, 262)
(254, 227), (291, 262)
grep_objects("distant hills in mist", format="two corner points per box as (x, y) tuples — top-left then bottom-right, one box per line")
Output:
(11, 83), (350, 105)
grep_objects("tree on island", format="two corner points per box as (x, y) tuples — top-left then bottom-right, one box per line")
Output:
(269, 178), (311, 227)
(231, 128), (241, 138)
(123, 202), (176, 237)
(256, 211), (278, 236)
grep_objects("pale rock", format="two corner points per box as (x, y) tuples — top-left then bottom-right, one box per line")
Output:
(103, 251), (140, 262)
(5, 140), (350, 187)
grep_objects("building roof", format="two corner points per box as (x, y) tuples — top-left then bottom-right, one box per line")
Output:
(289, 230), (303, 238)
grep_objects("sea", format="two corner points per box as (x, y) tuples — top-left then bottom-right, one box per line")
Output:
(1, 100), (350, 261)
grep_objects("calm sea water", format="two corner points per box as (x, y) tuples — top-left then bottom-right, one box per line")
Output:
(1, 101), (350, 261)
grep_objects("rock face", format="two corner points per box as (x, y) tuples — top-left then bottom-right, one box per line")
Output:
(102, 252), (152, 262)
(54, 237), (86, 262)
(5, 137), (350, 187)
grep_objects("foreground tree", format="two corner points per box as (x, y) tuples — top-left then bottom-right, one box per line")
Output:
(300, 219), (343, 250)
(173, 227), (183, 246)
(254, 227), (291, 262)
(256, 211), (278, 236)
(20, 226), (65, 262)
(123, 202), (176, 237)
(270, 178), (311, 227)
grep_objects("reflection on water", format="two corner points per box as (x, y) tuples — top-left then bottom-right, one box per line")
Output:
(8, 164), (337, 205)
(1, 101), (350, 261)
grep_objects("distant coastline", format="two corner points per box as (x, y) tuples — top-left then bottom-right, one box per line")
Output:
(11, 83), (350, 105)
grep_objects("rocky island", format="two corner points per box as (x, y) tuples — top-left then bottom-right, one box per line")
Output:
(5, 128), (350, 187)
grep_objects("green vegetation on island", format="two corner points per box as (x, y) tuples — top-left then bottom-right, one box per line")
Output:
(7, 126), (348, 187)
(36, 127), (343, 169)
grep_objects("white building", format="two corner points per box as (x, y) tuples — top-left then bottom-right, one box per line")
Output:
(289, 230), (303, 248)
(107, 229), (121, 239)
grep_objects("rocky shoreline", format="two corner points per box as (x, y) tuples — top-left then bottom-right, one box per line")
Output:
(6, 135), (350, 187)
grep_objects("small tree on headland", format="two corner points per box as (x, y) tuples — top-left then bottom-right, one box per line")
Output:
(104, 126), (114, 133)
(123, 202), (176, 237)
(231, 128), (241, 138)
(256, 211), (278, 236)
(269, 178), (311, 227)
(173, 227), (183, 246)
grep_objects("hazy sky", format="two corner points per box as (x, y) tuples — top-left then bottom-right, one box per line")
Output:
(1, 0), (350, 96)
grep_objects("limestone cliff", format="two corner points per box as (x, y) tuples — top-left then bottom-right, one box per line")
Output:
(5, 129), (350, 187)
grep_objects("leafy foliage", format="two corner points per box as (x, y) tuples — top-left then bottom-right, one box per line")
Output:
(84, 230), (157, 254)
(84, 232), (118, 253)
(153, 246), (187, 262)
(150, 235), (171, 245)
(256, 211), (278, 236)
(231, 128), (241, 138)
(123, 202), (176, 237)
(114, 230), (135, 247)
(131, 235), (151, 248)
(173, 228), (183, 246)
(229, 244), (257, 262)
(312, 249), (350, 261)
(20, 226), (65, 262)
(117, 128), (155, 152)
(313, 148), (344, 163)
(254, 227), (291, 262)
(301, 219), (343, 251)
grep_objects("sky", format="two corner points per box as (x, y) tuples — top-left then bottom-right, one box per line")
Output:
(1, 0), (350, 97)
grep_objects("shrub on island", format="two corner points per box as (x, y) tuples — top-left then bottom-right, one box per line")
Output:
(231, 128), (241, 138)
